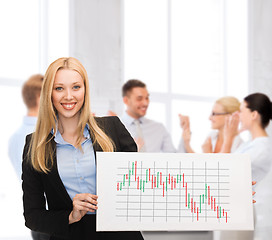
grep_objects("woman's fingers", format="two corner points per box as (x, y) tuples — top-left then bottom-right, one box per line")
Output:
(74, 200), (98, 211)
(252, 181), (256, 203)
(179, 114), (190, 129)
(74, 193), (98, 200)
(73, 193), (99, 211)
(69, 193), (99, 224)
(73, 203), (95, 212)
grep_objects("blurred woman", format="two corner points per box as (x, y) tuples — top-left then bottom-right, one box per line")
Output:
(22, 57), (143, 240)
(221, 92), (272, 240)
(222, 93), (272, 181)
(179, 96), (243, 153)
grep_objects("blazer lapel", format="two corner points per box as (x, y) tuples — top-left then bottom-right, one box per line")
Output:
(89, 128), (103, 163)
(46, 137), (72, 208)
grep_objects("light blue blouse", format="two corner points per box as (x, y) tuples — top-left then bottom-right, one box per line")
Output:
(54, 125), (96, 214)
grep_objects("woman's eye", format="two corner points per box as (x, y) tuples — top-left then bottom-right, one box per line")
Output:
(73, 85), (80, 90)
(55, 87), (63, 91)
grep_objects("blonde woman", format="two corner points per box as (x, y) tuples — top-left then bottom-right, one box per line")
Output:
(179, 96), (243, 153)
(22, 57), (143, 240)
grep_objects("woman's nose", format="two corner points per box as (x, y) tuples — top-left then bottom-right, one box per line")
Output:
(65, 89), (73, 100)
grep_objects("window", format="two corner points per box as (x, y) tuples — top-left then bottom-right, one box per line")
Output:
(0, 0), (40, 80)
(124, 0), (248, 151)
(0, 1), (69, 239)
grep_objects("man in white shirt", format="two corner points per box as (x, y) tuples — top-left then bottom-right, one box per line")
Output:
(120, 79), (176, 152)
(118, 80), (211, 240)
(9, 74), (43, 179)
(8, 74), (50, 240)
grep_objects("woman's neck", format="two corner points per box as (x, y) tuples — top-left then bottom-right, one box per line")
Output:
(250, 123), (268, 139)
(213, 128), (224, 153)
(57, 116), (81, 146)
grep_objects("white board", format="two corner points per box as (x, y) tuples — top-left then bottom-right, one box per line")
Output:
(96, 152), (254, 231)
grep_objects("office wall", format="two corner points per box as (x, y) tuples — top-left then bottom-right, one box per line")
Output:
(69, 0), (272, 115)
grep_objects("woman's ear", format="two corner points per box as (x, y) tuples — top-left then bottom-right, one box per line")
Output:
(251, 110), (259, 121)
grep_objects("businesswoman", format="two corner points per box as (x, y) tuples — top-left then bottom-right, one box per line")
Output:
(22, 57), (144, 240)
(179, 96), (243, 153)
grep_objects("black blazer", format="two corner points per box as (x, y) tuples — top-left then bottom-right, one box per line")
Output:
(22, 116), (137, 239)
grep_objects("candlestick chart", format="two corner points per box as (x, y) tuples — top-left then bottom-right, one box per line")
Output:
(116, 160), (229, 223)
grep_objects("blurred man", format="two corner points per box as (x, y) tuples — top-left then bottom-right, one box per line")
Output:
(120, 79), (176, 152)
(8, 74), (50, 240)
(9, 74), (43, 178)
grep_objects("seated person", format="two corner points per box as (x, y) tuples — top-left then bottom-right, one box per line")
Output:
(179, 96), (243, 153)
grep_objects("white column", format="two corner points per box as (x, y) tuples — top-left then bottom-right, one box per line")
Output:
(69, 0), (123, 116)
(248, 0), (272, 136)
(248, 0), (272, 95)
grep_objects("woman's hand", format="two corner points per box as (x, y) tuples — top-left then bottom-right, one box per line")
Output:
(182, 128), (191, 145)
(252, 181), (256, 203)
(179, 114), (190, 130)
(182, 128), (196, 153)
(224, 111), (240, 140)
(179, 114), (194, 152)
(221, 112), (240, 153)
(69, 193), (98, 224)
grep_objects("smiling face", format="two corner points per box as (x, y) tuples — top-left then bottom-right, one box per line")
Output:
(123, 87), (149, 119)
(52, 69), (85, 122)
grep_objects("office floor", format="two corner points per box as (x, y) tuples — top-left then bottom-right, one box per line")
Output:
(142, 231), (213, 240)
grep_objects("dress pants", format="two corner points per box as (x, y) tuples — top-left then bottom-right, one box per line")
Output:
(49, 214), (144, 240)
(31, 230), (50, 240)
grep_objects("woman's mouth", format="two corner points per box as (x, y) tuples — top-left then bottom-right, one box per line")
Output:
(61, 103), (76, 110)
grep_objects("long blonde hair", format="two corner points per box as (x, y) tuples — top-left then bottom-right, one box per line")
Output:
(29, 57), (115, 173)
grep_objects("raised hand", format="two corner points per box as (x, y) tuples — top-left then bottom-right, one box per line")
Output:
(182, 128), (191, 145)
(178, 114), (190, 130)
(224, 111), (240, 140)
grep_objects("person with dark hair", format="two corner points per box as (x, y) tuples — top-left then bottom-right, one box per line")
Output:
(221, 92), (272, 240)
(179, 96), (243, 153)
(120, 79), (177, 152)
(222, 92), (272, 182)
(122, 79), (146, 98)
